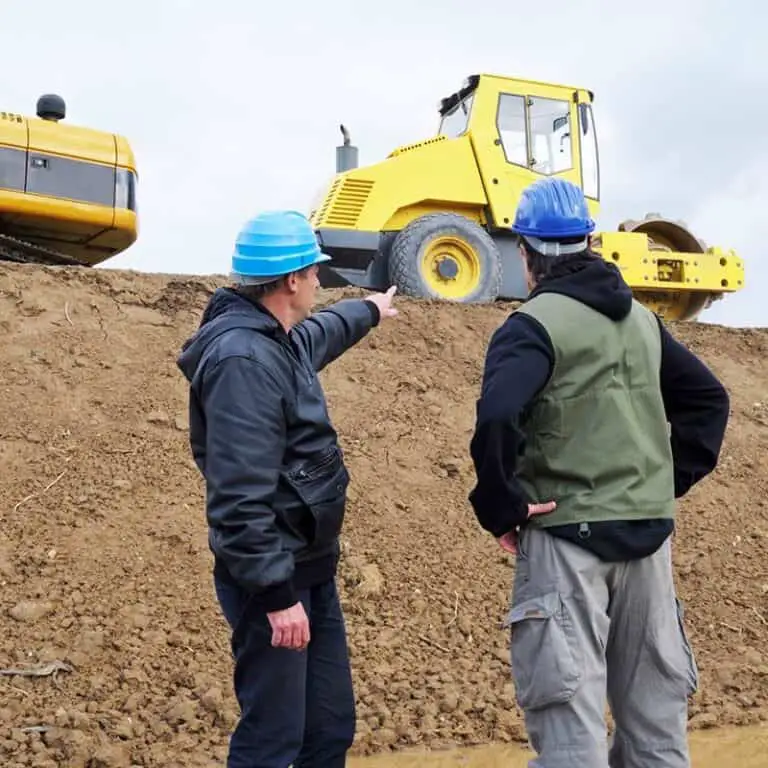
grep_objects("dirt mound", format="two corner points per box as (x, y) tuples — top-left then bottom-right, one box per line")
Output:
(0, 262), (766, 767)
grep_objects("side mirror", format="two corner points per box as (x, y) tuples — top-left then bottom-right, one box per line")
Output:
(579, 103), (589, 135)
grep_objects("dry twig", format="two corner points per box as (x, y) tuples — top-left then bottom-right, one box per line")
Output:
(444, 591), (459, 628)
(13, 469), (68, 513)
(2, 682), (30, 697)
(64, 302), (73, 326)
(417, 633), (450, 653)
(0, 660), (73, 679)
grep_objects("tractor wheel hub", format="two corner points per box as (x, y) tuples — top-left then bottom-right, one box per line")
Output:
(436, 257), (459, 280)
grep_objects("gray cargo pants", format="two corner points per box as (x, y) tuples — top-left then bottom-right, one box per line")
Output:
(505, 527), (698, 768)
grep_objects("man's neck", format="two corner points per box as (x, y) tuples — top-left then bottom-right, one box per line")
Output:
(259, 296), (296, 333)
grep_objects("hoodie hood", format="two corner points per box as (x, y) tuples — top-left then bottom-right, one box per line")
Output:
(177, 287), (279, 382)
(529, 256), (633, 321)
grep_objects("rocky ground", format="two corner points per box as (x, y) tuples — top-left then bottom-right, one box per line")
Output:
(0, 263), (766, 767)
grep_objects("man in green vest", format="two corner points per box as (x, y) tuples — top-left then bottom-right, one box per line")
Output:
(468, 177), (730, 768)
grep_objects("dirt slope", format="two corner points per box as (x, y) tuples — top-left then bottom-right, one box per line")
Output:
(0, 262), (766, 768)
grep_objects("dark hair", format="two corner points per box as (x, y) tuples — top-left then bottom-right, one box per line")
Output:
(519, 235), (600, 284)
(232, 263), (316, 303)
(234, 279), (283, 303)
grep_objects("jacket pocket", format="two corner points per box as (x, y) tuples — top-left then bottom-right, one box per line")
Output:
(503, 590), (582, 711)
(283, 445), (350, 548)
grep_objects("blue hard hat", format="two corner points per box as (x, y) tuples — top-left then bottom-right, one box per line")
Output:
(231, 210), (331, 283)
(511, 177), (595, 240)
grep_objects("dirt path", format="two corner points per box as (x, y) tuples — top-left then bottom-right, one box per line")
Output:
(0, 263), (766, 766)
(350, 725), (768, 767)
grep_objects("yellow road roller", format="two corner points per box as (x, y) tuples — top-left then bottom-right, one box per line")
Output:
(309, 74), (745, 321)
(0, 94), (138, 266)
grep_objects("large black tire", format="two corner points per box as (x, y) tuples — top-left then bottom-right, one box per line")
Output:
(388, 213), (502, 303)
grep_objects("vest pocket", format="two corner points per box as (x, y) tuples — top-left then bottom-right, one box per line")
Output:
(283, 446), (350, 548)
(503, 590), (582, 710)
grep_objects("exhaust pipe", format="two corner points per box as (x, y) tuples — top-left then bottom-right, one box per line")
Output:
(336, 124), (358, 172)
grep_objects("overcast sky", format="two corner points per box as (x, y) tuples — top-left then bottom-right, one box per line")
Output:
(3, 0), (763, 327)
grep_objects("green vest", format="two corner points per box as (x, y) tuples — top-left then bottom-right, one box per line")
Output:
(514, 293), (675, 528)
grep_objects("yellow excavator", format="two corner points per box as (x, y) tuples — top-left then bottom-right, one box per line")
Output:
(0, 94), (138, 266)
(309, 73), (745, 321)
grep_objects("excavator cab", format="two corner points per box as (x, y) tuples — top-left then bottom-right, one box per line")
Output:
(310, 73), (745, 321)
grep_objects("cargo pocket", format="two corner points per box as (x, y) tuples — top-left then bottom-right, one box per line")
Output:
(503, 590), (582, 711)
(675, 597), (699, 696)
(284, 446), (350, 548)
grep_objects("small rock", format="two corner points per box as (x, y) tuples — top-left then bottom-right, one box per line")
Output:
(689, 711), (719, 729)
(439, 692), (459, 714)
(495, 708), (523, 738)
(200, 688), (223, 713)
(165, 699), (197, 725)
(130, 612), (149, 630)
(8, 601), (54, 622)
(356, 564), (384, 597)
(146, 410), (170, 426)
(174, 415), (188, 431)
(370, 727), (398, 746)
(457, 615), (472, 636)
(75, 630), (105, 653)
(53, 708), (69, 728)
(123, 692), (145, 713)
(439, 458), (463, 478)
(113, 717), (134, 739)
(89, 743), (131, 768)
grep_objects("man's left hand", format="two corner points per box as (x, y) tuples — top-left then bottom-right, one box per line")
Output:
(497, 500), (557, 554)
(366, 286), (398, 320)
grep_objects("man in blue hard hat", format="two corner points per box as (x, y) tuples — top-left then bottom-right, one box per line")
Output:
(177, 210), (397, 767)
(468, 177), (729, 767)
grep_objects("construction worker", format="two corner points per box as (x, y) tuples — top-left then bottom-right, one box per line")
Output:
(176, 210), (397, 768)
(468, 177), (729, 768)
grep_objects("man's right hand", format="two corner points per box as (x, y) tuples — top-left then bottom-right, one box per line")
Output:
(497, 500), (557, 554)
(267, 602), (310, 651)
(366, 285), (398, 320)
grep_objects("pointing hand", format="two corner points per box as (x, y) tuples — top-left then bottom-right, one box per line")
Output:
(366, 285), (398, 320)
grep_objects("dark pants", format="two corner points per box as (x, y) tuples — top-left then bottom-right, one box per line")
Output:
(214, 575), (356, 768)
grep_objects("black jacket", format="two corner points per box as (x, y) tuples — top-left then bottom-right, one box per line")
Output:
(469, 256), (730, 561)
(177, 288), (380, 611)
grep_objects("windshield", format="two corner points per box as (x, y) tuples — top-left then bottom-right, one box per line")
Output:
(439, 93), (474, 138)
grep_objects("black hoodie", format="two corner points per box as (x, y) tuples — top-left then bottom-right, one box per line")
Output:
(177, 288), (380, 611)
(468, 257), (730, 560)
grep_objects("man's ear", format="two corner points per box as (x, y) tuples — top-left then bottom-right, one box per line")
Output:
(284, 272), (300, 294)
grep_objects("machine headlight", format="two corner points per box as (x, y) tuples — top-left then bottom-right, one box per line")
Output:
(115, 168), (137, 212)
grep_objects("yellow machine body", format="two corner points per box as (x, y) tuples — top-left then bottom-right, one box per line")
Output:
(310, 74), (744, 321)
(0, 95), (138, 266)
